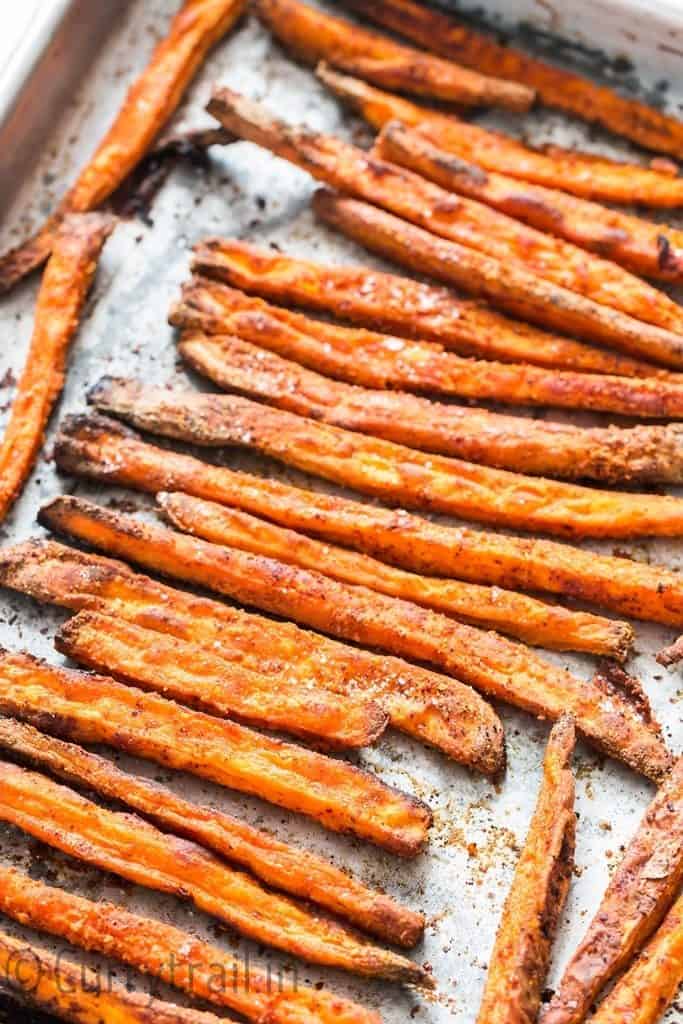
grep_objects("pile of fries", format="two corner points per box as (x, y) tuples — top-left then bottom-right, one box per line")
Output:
(0, 1), (681, 1022)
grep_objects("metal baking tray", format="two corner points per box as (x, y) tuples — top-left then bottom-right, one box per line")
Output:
(0, 2), (681, 1022)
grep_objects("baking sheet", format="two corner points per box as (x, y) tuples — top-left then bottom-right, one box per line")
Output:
(0, 2), (681, 1021)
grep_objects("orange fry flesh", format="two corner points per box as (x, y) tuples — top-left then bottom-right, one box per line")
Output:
(477, 716), (576, 1024)
(543, 756), (683, 1024)
(0, 213), (114, 524)
(0, 754), (428, 983)
(255, 0), (533, 111)
(56, 608), (387, 750)
(49, 415), (683, 627)
(317, 64), (683, 208)
(192, 238), (672, 380)
(38, 494), (672, 783)
(339, 0), (683, 159)
(0, 0), (246, 294)
(0, 648), (432, 857)
(0, 716), (422, 949)
(0, 865), (378, 1024)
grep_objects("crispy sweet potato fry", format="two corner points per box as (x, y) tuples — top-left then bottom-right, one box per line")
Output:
(317, 64), (683, 208)
(49, 417), (683, 627)
(86, 379), (683, 541)
(588, 890), (683, 1024)
(38, 494), (671, 782)
(339, 0), (683, 159)
(56, 609), (386, 750)
(0, 864), (379, 1024)
(0, 648), (431, 857)
(543, 756), (683, 1024)
(255, 0), (532, 111)
(0, 926), (225, 1024)
(0, 540), (500, 773)
(656, 635), (683, 667)
(0, 716), (422, 948)
(0, 214), (113, 524)
(176, 324), (683, 485)
(378, 121), (683, 288)
(477, 716), (576, 1024)
(0, 756), (428, 982)
(193, 238), (672, 379)
(0, 0), (246, 294)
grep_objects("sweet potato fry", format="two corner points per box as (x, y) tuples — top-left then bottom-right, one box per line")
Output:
(378, 121), (683, 288)
(317, 64), (683, 208)
(587, 890), (683, 1024)
(656, 635), (683, 667)
(0, 716), (422, 948)
(0, 864), (379, 1024)
(175, 324), (683, 485)
(543, 756), (683, 1024)
(477, 716), (576, 1024)
(0, 0), (246, 294)
(0, 214), (113, 524)
(86, 379), (683, 541)
(255, 0), (532, 111)
(339, 0), (683, 159)
(56, 608), (387, 751)
(0, 539), (500, 774)
(0, 648), (431, 857)
(38, 494), (671, 782)
(193, 238), (671, 379)
(0, 755), (428, 982)
(0, 926), (226, 1024)
(48, 417), (683, 627)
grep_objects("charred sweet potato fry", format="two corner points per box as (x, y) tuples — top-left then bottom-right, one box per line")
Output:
(48, 417), (683, 627)
(318, 64), (683, 208)
(543, 756), (683, 1024)
(87, 379), (683, 541)
(56, 609), (387, 749)
(0, 756), (429, 982)
(0, 926), (225, 1024)
(0, 214), (113, 524)
(255, 0), (532, 111)
(38, 494), (671, 782)
(339, 0), (683, 159)
(0, 0), (246, 294)
(0, 648), (431, 857)
(0, 539), (500, 773)
(0, 717), (422, 948)
(176, 325), (683, 485)
(0, 864), (379, 1024)
(477, 716), (576, 1024)
(193, 238), (672, 379)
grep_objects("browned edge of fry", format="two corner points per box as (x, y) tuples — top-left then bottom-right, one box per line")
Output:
(656, 635), (683, 667)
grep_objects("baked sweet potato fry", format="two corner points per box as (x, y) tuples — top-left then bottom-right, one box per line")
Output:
(0, 213), (113, 524)
(0, 648), (431, 857)
(0, 756), (428, 983)
(339, 0), (683, 159)
(378, 121), (683, 288)
(176, 325), (683, 485)
(588, 889), (683, 1024)
(317, 64), (683, 208)
(56, 608), (387, 750)
(543, 756), (683, 1024)
(0, 539), (501, 773)
(477, 716), (576, 1024)
(86, 380), (683, 541)
(0, 926), (225, 1024)
(656, 635), (683, 667)
(48, 417), (683, 627)
(38, 494), (671, 782)
(255, 0), (532, 111)
(193, 238), (672, 379)
(0, 717), (422, 948)
(0, 864), (379, 1024)
(0, 0), (246, 294)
